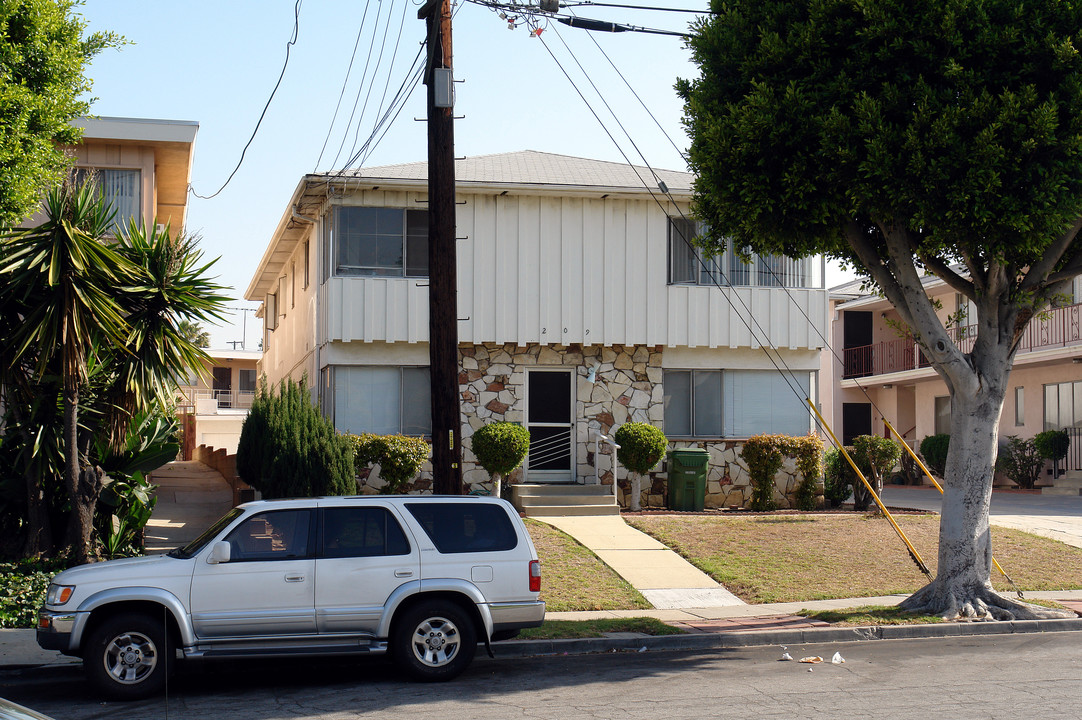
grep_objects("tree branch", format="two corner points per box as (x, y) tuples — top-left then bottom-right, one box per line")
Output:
(1020, 215), (1082, 292)
(916, 250), (975, 299)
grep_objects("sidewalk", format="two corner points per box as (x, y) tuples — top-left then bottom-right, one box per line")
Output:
(144, 461), (234, 553)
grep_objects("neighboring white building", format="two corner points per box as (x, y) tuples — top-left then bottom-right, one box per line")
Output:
(246, 151), (829, 507)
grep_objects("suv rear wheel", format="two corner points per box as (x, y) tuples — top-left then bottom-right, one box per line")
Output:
(84, 613), (172, 700)
(392, 600), (477, 681)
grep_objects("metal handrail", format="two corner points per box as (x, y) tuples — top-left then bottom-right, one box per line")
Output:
(593, 430), (621, 494)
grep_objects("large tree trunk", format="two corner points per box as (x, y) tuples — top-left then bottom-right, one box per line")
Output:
(899, 361), (1070, 620)
(62, 384), (97, 564)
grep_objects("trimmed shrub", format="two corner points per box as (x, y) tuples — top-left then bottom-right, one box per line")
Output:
(919, 434), (950, 476)
(471, 422), (530, 497)
(740, 435), (786, 511)
(237, 375), (356, 499)
(615, 423), (668, 512)
(1034, 429), (1070, 463)
(823, 447), (856, 508)
(851, 435), (902, 511)
(997, 436), (1044, 489)
(740, 434), (824, 511)
(348, 433), (430, 494)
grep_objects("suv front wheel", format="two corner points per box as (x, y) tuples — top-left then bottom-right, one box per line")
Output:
(392, 600), (477, 681)
(84, 613), (172, 700)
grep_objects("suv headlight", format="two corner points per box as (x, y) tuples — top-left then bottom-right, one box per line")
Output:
(46, 584), (75, 606)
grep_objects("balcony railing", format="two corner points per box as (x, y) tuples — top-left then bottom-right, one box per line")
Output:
(176, 388), (256, 411)
(843, 302), (1082, 379)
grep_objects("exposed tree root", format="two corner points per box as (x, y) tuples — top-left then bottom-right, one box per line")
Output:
(899, 581), (1075, 621)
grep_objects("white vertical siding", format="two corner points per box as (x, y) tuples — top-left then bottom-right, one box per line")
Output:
(321, 192), (828, 350)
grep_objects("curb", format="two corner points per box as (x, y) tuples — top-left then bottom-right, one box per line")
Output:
(489, 617), (1082, 659)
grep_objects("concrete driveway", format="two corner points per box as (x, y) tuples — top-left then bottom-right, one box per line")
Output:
(881, 485), (1082, 549)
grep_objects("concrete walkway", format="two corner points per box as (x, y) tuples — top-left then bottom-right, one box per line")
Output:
(144, 461), (234, 553)
(881, 485), (1082, 549)
(535, 515), (744, 609)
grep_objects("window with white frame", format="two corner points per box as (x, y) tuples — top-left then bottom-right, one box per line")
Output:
(667, 218), (810, 288)
(326, 206), (428, 278)
(1015, 386), (1024, 426)
(1044, 380), (1082, 430)
(325, 365), (431, 436)
(75, 168), (141, 232)
(663, 369), (811, 438)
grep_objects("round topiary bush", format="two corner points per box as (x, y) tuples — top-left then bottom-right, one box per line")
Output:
(919, 433), (950, 477)
(615, 423), (668, 512)
(1034, 429), (1070, 462)
(471, 422), (531, 497)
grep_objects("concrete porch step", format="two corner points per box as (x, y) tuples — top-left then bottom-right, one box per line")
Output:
(521, 503), (622, 517)
(1042, 486), (1082, 496)
(512, 483), (620, 518)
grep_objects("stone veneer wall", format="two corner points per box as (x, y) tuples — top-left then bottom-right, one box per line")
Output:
(356, 341), (815, 508)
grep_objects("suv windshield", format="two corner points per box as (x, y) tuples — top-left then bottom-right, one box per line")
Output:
(168, 507), (244, 559)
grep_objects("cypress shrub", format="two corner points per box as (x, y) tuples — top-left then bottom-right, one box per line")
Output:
(236, 375), (355, 498)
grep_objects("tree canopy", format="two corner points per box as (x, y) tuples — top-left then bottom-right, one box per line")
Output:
(0, 0), (121, 227)
(679, 0), (1082, 619)
(679, 0), (1082, 303)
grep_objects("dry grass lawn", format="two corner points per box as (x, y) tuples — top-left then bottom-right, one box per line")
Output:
(526, 519), (652, 612)
(627, 513), (1082, 604)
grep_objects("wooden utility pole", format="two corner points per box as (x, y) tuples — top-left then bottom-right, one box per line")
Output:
(419, 0), (463, 494)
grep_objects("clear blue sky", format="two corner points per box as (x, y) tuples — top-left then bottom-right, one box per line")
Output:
(79, 0), (850, 349)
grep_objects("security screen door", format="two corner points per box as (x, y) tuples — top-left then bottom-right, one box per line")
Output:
(525, 369), (574, 482)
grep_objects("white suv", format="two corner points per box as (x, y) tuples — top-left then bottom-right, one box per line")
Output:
(37, 496), (544, 699)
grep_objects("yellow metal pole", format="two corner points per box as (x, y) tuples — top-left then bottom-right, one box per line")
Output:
(807, 399), (932, 579)
(882, 418), (1023, 597)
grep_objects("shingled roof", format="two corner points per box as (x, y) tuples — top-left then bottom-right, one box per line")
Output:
(326, 150), (692, 195)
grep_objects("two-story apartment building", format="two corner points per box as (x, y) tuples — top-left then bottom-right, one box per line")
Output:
(22, 116), (198, 232)
(823, 274), (1082, 481)
(246, 151), (829, 507)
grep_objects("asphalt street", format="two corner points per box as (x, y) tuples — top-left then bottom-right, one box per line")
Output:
(3, 633), (1079, 719)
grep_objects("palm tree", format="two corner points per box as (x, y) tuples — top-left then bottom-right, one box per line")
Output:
(0, 177), (228, 561)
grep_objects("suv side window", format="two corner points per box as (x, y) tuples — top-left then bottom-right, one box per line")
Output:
(321, 507), (411, 558)
(405, 503), (518, 554)
(225, 509), (313, 561)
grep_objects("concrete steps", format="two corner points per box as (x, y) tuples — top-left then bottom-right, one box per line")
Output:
(512, 483), (621, 517)
(1042, 471), (1082, 497)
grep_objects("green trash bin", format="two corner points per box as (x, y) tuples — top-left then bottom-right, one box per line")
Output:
(667, 448), (709, 511)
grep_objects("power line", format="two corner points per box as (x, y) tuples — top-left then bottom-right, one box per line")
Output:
(314, 1), (375, 171)
(191, 0), (304, 200)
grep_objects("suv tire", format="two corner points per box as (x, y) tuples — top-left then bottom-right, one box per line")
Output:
(393, 600), (477, 681)
(84, 613), (172, 700)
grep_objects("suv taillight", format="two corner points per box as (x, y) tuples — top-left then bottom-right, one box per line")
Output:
(529, 560), (541, 592)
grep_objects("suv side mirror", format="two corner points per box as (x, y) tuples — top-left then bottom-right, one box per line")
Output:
(207, 541), (231, 564)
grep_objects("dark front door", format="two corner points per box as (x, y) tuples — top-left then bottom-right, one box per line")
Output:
(525, 369), (574, 483)
(842, 402), (872, 445)
(843, 311), (873, 377)
(212, 366), (232, 408)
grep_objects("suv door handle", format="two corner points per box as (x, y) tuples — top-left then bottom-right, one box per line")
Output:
(284, 573), (306, 583)
(394, 569), (414, 578)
